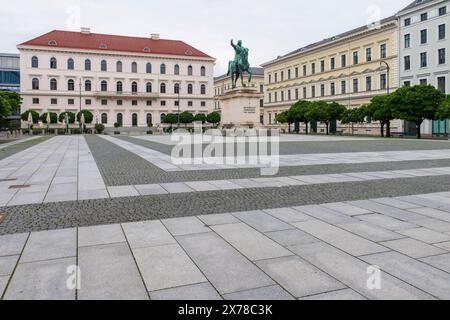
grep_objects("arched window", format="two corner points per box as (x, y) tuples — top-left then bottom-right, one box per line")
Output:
(85, 80), (91, 92)
(174, 83), (180, 94)
(85, 59), (91, 71)
(188, 83), (193, 94)
(174, 64), (180, 75)
(32, 78), (39, 90)
(31, 56), (38, 68)
(131, 81), (138, 93)
(146, 63), (152, 74)
(116, 81), (123, 93)
(117, 113), (123, 126)
(101, 113), (108, 124)
(101, 80), (107, 92)
(68, 79), (75, 91)
(160, 63), (166, 74)
(200, 84), (206, 95)
(101, 60), (107, 72)
(50, 57), (57, 69)
(132, 113), (138, 127)
(160, 83), (166, 94)
(146, 113), (152, 125)
(146, 82), (152, 93)
(160, 113), (166, 123)
(188, 65), (193, 76)
(116, 61), (122, 72)
(201, 66), (206, 76)
(67, 58), (74, 70)
(50, 78), (57, 91)
(131, 62), (137, 73)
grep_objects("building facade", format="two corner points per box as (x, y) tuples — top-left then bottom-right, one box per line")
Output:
(0, 53), (21, 124)
(213, 67), (265, 124)
(18, 29), (215, 128)
(398, 0), (449, 136)
(261, 17), (399, 135)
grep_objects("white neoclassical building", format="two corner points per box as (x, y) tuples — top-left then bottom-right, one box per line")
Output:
(397, 0), (449, 136)
(17, 28), (216, 128)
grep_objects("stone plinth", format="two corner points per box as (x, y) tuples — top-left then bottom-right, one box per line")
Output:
(218, 87), (261, 129)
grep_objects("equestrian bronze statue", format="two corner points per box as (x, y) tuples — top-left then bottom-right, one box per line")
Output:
(227, 40), (253, 88)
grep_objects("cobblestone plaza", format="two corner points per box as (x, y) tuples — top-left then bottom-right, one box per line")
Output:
(1, 134), (450, 300)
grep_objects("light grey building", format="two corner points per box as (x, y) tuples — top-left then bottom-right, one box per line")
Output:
(397, 0), (449, 136)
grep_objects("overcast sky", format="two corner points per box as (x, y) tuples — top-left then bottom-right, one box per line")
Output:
(1, 0), (412, 75)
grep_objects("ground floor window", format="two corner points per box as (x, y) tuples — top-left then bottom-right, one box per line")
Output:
(432, 120), (448, 135)
(132, 113), (138, 127)
(117, 113), (123, 126)
(147, 113), (152, 125)
(101, 113), (107, 124)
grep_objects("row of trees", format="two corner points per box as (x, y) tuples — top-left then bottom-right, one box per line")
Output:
(276, 85), (450, 139)
(20, 110), (94, 125)
(163, 112), (221, 128)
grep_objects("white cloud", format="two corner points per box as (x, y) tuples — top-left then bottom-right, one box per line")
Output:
(1, 0), (412, 75)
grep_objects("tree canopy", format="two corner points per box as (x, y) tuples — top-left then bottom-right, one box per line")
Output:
(0, 91), (21, 119)
(207, 112), (221, 126)
(76, 110), (94, 124)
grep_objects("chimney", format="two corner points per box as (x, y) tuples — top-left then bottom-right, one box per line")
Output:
(151, 33), (160, 40)
(81, 27), (91, 35)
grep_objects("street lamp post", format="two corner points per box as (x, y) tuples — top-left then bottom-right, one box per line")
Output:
(177, 85), (181, 129)
(79, 78), (82, 134)
(380, 61), (390, 94)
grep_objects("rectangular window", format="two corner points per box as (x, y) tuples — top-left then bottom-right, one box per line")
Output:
(174, 100), (179, 106)
(101, 99), (107, 105)
(366, 48), (372, 62)
(320, 84), (325, 96)
(421, 29), (427, 44)
(288, 90), (291, 101)
(404, 56), (411, 70)
(366, 76), (372, 91)
(295, 88), (299, 100)
(274, 73), (278, 83)
(320, 60), (325, 72)
(380, 44), (387, 58)
(341, 81), (346, 94)
(404, 34), (411, 48)
(421, 12), (428, 21)
(275, 92), (278, 102)
(281, 71), (284, 81)
(330, 83), (335, 96)
(260, 85), (264, 93)
(188, 101), (193, 107)
(420, 78), (428, 85)
(201, 101), (206, 107)
(438, 48), (446, 64)
(295, 67), (299, 78)
(51, 98), (57, 105)
(353, 79), (358, 93)
(288, 69), (291, 80)
(68, 99), (74, 105)
(311, 63), (316, 74)
(341, 55), (346, 68)
(161, 100), (166, 106)
(281, 91), (284, 101)
(85, 99), (91, 105)
(268, 74), (272, 84)
(420, 52), (427, 68)
(330, 57), (335, 70)
(404, 18), (411, 26)
(117, 100), (123, 106)
(32, 98), (39, 104)
(268, 93), (272, 103)
(311, 86), (316, 98)
(353, 51), (359, 65)
(404, 81), (411, 87)
(439, 24), (446, 40)
(132, 100), (138, 106)
(380, 74), (387, 90)
(303, 87), (307, 98)
(438, 77), (446, 93)
(439, 6), (447, 16)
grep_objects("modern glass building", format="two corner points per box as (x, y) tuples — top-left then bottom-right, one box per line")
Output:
(0, 53), (21, 123)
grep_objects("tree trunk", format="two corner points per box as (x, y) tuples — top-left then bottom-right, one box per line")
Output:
(380, 122), (385, 137)
(386, 121), (391, 138)
(417, 123), (422, 139)
(288, 123), (291, 134)
(325, 122), (329, 135)
(305, 122), (308, 134)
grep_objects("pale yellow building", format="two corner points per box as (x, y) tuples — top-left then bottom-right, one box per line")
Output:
(214, 67), (265, 124)
(261, 17), (399, 135)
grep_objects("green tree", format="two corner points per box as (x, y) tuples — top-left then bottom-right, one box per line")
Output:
(305, 101), (330, 134)
(76, 110), (94, 124)
(391, 85), (445, 139)
(164, 113), (178, 129)
(275, 111), (289, 133)
(207, 112), (221, 128)
(327, 102), (347, 134)
(340, 106), (366, 135)
(366, 95), (396, 137)
(179, 111), (194, 127)
(21, 110), (39, 123)
(41, 112), (58, 124)
(0, 91), (21, 119)
(194, 113), (207, 124)
(290, 100), (313, 134)
(436, 95), (450, 120)
(59, 111), (76, 124)
(0, 95), (11, 119)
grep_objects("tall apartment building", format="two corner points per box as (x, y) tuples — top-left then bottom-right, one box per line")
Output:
(261, 17), (399, 135)
(398, 0), (449, 136)
(17, 29), (215, 127)
(213, 67), (265, 124)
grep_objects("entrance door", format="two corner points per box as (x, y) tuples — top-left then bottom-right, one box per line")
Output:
(132, 113), (138, 127)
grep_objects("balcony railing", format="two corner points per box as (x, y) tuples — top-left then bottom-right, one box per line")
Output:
(93, 91), (159, 99)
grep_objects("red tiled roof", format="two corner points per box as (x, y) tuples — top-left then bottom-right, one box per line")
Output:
(19, 30), (213, 59)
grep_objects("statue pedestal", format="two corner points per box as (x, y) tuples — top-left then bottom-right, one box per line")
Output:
(219, 87), (261, 129)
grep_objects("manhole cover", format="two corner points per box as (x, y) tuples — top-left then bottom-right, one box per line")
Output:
(9, 185), (31, 189)
(0, 178), (17, 182)
(0, 213), (6, 224)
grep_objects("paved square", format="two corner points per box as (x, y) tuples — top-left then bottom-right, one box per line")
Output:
(1, 134), (450, 300)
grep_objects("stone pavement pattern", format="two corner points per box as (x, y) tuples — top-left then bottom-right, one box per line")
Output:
(1, 191), (450, 300)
